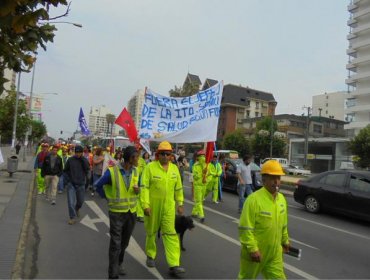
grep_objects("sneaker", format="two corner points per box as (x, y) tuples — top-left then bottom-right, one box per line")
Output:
(200, 218), (205, 223)
(169, 266), (186, 276)
(51, 200), (56, 205)
(146, 256), (155, 268)
(91, 192), (95, 197)
(136, 217), (144, 223)
(68, 219), (77, 225)
(57, 190), (63, 194)
(38, 191), (42, 195)
(119, 265), (126, 275)
(213, 201), (219, 204)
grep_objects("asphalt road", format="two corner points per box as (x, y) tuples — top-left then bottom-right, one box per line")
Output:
(24, 179), (370, 279)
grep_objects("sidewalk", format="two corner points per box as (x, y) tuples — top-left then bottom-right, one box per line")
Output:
(0, 145), (34, 279)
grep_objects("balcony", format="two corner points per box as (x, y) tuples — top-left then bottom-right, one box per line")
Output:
(350, 54), (370, 65)
(345, 121), (370, 130)
(346, 62), (357, 71)
(351, 37), (370, 49)
(347, 47), (357, 56)
(348, 3), (358, 12)
(352, 21), (370, 34)
(345, 103), (370, 113)
(347, 33), (357, 40)
(348, 88), (370, 97)
(347, 18), (357, 27)
(353, 5), (370, 19)
(346, 71), (370, 84)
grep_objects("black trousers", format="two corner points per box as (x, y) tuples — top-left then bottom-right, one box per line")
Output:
(108, 211), (136, 278)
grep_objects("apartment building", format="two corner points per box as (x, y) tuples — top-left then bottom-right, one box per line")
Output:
(312, 91), (346, 121)
(345, 0), (370, 135)
(88, 105), (119, 137)
(127, 89), (145, 131)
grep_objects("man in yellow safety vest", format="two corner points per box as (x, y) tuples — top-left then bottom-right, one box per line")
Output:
(94, 146), (140, 279)
(141, 141), (185, 276)
(238, 160), (290, 279)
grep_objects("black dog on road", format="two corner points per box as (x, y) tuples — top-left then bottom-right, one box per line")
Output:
(158, 215), (195, 251)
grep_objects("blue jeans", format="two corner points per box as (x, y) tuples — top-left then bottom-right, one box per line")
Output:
(57, 174), (65, 192)
(67, 183), (85, 219)
(238, 184), (253, 211)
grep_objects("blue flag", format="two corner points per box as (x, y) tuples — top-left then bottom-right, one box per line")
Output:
(78, 107), (90, 135)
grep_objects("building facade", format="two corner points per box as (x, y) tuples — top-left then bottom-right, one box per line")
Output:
(218, 84), (276, 139)
(345, 0), (370, 136)
(127, 89), (145, 131)
(88, 105), (119, 137)
(312, 91), (346, 121)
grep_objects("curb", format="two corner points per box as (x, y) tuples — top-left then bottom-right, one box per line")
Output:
(11, 171), (35, 279)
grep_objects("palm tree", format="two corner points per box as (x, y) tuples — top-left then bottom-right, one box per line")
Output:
(105, 114), (116, 136)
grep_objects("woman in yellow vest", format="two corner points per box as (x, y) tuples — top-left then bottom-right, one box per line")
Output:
(94, 146), (140, 279)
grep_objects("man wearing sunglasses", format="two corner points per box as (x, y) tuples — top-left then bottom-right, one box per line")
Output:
(141, 141), (185, 276)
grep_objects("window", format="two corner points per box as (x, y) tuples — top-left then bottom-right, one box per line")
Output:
(349, 175), (370, 193)
(246, 110), (250, 117)
(255, 112), (259, 117)
(313, 124), (322, 133)
(319, 173), (346, 188)
(256, 102), (260, 109)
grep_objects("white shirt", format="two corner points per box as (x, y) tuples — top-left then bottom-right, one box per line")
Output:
(236, 162), (253, 185)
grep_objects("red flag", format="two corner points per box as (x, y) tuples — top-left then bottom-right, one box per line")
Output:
(205, 141), (215, 164)
(115, 108), (138, 142)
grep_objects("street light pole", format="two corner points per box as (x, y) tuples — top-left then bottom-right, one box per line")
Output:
(303, 106), (311, 166)
(11, 71), (21, 152)
(23, 63), (36, 161)
(269, 100), (277, 158)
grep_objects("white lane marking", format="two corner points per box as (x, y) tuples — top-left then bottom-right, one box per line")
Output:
(80, 214), (100, 232)
(185, 199), (319, 250)
(85, 201), (164, 280)
(288, 204), (301, 209)
(194, 221), (319, 280)
(184, 199), (239, 222)
(290, 238), (319, 250)
(289, 214), (370, 241)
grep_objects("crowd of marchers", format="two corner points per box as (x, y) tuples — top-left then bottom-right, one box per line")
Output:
(34, 140), (290, 279)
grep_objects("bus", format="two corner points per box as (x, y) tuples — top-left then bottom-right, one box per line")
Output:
(97, 136), (132, 151)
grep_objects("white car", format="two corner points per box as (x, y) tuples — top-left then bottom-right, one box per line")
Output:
(284, 165), (311, 176)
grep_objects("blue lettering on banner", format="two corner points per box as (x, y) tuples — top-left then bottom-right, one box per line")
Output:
(141, 119), (153, 130)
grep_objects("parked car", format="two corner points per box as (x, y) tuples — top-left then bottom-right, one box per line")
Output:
(221, 158), (262, 193)
(294, 170), (370, 221)
(284, 165), (311, 176)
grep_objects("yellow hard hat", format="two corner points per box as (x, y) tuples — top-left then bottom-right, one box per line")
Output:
(261, 160), (285, 176)
(157, 141), (172, 151)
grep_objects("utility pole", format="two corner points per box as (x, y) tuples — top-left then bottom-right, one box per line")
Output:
(23, 64), (36, 162)
(302, 106), (311, 166)
(11, 71), (21, 152)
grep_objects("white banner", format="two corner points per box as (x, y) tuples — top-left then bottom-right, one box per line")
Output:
(139, 82), (223, 143)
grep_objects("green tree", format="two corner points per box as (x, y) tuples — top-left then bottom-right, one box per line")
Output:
(30, 119), (47, 142)
(0, 0), (69, 94)
(0, 91), (31, 143)
(222, 129), (250, 157)
(169, 82), (199, 97)
(349, 125), (370, 168)
(250, 116), (286, 159)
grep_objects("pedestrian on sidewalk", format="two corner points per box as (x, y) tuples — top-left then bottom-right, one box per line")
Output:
(34, 143), (49, 194)
(57, 147), (70, 193)
(41, 145), (63, 205)
(236, 155), (253, 214)
(63, 145), (90, 225)
(141, 141), (186, 276)
(94, 146), (140, 279)
(15, 141), (21, 155)
(238, 160), (290, 279)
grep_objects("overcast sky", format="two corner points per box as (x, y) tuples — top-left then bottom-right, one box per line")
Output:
(20, 0), (349, 139)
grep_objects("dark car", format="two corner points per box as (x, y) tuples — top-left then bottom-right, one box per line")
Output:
(221, 158), (262, 193)
(294, 170), (370, 221)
